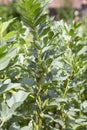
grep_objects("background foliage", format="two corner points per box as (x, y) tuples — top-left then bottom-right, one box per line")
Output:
(57, 7), (74, 21)
(0, 1), (20, 21)
(0, 0), (87, 130)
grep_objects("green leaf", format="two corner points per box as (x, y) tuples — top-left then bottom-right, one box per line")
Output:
(6, 90), (29, 110)
(3, 31), (17, 40)
(20, 120), (33, 130)
(0, 102), (14, 127)
(20, 77), (35, 86)
(0, 82), (22, 95)
(35, 14), (47, 26)
(81, 101), (87, 112)
(9, 122), (20, 130)
(0, 44), (7, 57)
(0, 47), (18, 70)
(77, 46), (87, 55)
(0, 18), (16, 36)
(20, 126), (30, 130)
(39, 27), (50, 38)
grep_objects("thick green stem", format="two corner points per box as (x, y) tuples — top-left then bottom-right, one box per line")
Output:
(61, 78), (70, 125)
(33, 27), (43, 130)
(64, 78), (69, 98)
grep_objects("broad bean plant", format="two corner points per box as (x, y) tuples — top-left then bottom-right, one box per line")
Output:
(0, 0), (87, 130)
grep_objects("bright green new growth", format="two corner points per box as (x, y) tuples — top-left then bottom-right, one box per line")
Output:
(0, 0), (87, 130)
